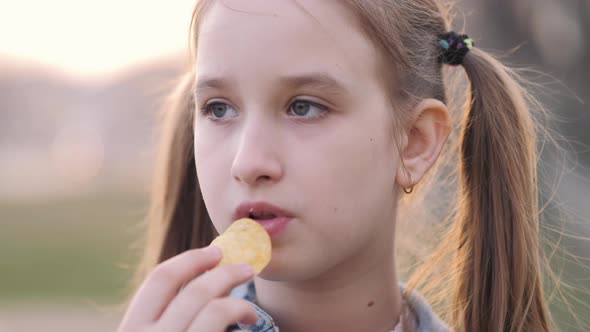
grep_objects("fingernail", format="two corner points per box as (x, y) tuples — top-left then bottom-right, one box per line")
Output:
(238, 263), (254, 276)
(239, 313), (259, 325)
(239, 317), (259, 326)
(207, 246), (222, 259)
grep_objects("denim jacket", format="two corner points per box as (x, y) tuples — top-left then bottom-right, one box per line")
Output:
(227, 281), (451, 332)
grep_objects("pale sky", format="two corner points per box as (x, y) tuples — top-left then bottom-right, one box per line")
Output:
(0, 0), (197, 78)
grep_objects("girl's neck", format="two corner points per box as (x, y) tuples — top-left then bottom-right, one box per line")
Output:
(253, 245), (402, 332)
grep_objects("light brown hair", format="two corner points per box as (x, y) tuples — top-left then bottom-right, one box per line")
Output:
(129, 0), (559, 330)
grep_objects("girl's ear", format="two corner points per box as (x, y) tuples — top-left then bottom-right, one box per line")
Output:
(395, 98), (451, 189)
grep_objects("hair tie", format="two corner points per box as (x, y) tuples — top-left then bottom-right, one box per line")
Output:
(438, 31), (474, 66)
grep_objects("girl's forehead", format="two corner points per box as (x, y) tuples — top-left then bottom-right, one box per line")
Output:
(194, 0), (382, 87)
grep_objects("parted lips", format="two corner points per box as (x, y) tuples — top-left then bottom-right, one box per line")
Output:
(210, 218), (272, 274)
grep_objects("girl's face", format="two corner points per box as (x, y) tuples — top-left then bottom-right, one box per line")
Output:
(194, 0), (402, 280)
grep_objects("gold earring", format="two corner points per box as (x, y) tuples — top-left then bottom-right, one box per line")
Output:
(403, 174), (414, 194)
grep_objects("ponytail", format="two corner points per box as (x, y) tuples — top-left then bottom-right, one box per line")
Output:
(453, 48), (552, 331)
(126, 71), (217, 306)
(127, 0), (220, 301)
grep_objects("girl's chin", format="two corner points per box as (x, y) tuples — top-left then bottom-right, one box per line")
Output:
(256, 258), (326, 283)
(256, 256), (306, 282)
(257, 258), (292, 281)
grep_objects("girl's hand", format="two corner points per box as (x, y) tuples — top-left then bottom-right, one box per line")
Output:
(117, 246), (258, 332)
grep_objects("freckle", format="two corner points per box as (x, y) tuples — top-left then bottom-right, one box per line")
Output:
(367, 301), (374, 307)
(333, 207), (339, 212)
(369, 138), (374, 142)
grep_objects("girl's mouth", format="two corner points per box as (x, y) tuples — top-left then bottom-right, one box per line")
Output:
(234, 201), (295, 237)
(251, 216), (292, 237)
(249, 211), (277, 220)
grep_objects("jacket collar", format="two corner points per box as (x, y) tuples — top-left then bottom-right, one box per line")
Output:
(230, 281), (451, 332)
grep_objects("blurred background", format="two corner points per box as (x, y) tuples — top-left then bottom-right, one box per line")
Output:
(0, 0), (588, 331)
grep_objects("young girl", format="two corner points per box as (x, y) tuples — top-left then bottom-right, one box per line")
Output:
(118, 0), (554, 331)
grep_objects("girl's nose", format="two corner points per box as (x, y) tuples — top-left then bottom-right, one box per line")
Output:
(230, 120), (283, 186)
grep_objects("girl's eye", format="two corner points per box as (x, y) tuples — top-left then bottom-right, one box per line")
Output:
(201, 102), (238, 121)
(288, 100), (328, 120)
(200, 99), (328, 122)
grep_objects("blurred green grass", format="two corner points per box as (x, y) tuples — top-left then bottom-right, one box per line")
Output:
(0, 192), (147, 304)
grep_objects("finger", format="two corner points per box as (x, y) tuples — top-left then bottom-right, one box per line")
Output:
(119, 246), (222, 328)
(156, 263), (255, 330)
(184, 298), (259, 332)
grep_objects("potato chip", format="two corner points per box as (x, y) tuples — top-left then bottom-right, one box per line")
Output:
(210, 218), (271, 274)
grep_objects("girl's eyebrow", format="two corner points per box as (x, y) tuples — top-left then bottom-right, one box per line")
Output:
(278, 72), (350, 96)
(194, 72), (350, 99)
(194, 77), (230, 99)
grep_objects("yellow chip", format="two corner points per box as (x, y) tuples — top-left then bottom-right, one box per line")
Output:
(210, 218), (271, 274)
